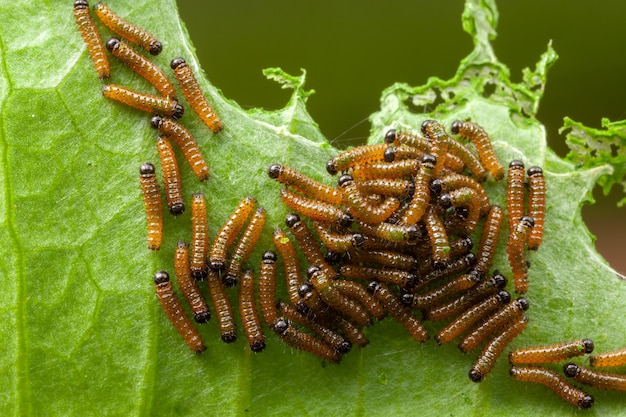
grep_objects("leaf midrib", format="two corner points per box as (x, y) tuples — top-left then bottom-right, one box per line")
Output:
(0, 28), (30, 417)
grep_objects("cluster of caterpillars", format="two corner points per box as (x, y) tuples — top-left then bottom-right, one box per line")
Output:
(74, 0), (222, 233)
(266, 121), (541, 379)
(509, 340), (626, 408)
(263, 121), (622, 408)
(73, 0), (227, 349)
(74, 2), (624, 410)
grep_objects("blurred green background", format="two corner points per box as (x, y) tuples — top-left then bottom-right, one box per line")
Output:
(177, 0), (625, 274)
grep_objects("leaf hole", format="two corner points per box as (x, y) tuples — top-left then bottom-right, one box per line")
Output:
(482, 81), (496, 98)
(404, 97), (428, 115)
(404, 87), (448, 114)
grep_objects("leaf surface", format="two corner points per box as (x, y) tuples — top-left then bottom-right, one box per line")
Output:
(0, 0), (624, 416)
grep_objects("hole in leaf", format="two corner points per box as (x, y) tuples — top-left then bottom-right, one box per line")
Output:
(482, 81), (496, 98)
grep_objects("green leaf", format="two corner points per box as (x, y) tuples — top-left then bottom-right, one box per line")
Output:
(1, 0), (624, 416)
(561, 117), (626, 206)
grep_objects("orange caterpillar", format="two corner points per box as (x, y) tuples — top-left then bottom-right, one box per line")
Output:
(406, 273), (479, 310)
(277, 300), (352, 354)
(272, 228), (303, 306)
(174, 241), (210, 324)
(326, 143), (390, 175)
(423, 204), (450, 266)
(435, 290), (510, 345)
(355, 178), (414, 198)
(153, 271), (205, 354)
(509, 339), (594, 365)
(272, 318), (341, 363)
(312, 221), (364, 253)
(73, 0), (110, 79)
(357, 220), (419, 243)
(413, 253), (476, 292)
(507, 215), (534, 294)
(468, 316), (527, 382)
(332, 280), (385, 320)
(239, 269), (266, 352)
(307, 266), (371, 327)
(446, 138), (488, 182)
(102, 84), (183, 119)
(459, 297), (529, 353)
(421, 120), (450, 177)
(223, 207), (266, 287)
(367, 281), (429, 343)
(285, 213), (337, 280)
(258, 251), (279, 327)
(190, 193), (209, 280)
(510, 366), (594, 409)
(280, 189), (353, 228)
(401, 154), (436, 225)
(150, 116), (209, 181)
(564, 363), (626, 391)
(526, 166), (546, 250)
(339, 264), (416, 288)
(106, 38), (176, 100)
(268, 164), (343, 205)
(93, 2), (162, 55)
(351, 159), (420, 180)
(209, 196), (256, 271)
(206, 270), (236, 343)
(348, 250), (416, 271)
(472, 205), (503, 278)
(170, 57), (223, 133)
(590, 346), (626, 368)
(506, 160), (526, 234)
(430, 173), (490, 214)
(424, 272), (507, 321)
(138, 162), (162, 250)
(450, 120), (504, 180)
(338, 174), (400, 224)
(155, 135), (184, 216)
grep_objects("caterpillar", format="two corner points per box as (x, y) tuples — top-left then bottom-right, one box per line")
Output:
(468, 316), (528, 382)
(459, 297), (529, 353)
(170, 57), (223, 133)
(173, 241), (210, 324)
(102, 84), (183, 119)
(258, 251), (279, 327)
(509, 339), (594, 365)
(138, 162), (162, 250)
(450, 120), (504, 180)
(507, 216), (534, 294)
(150, 116), (210, 181)
(206, 270), (236, 343)
(73, 0), (110, 79)
(564, 363), (626, 391)
(155, 135), (184, 216)
(153, 270), (205, 353)
(223, 207), (266, 287)
(273, 318), (341, 363)
(268, 164), (343, 205)
(589, 346), (626, 368)
(526, 166), (546, 250)
(435, 290), (510, 345)
(209, 196), (256, 271)
(93, 2), (162, 55)
(510, 366), (594, 409)
(190, 193), (209, 281)
(239, 269), (265, 352)
(105, 37), (176, 99)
